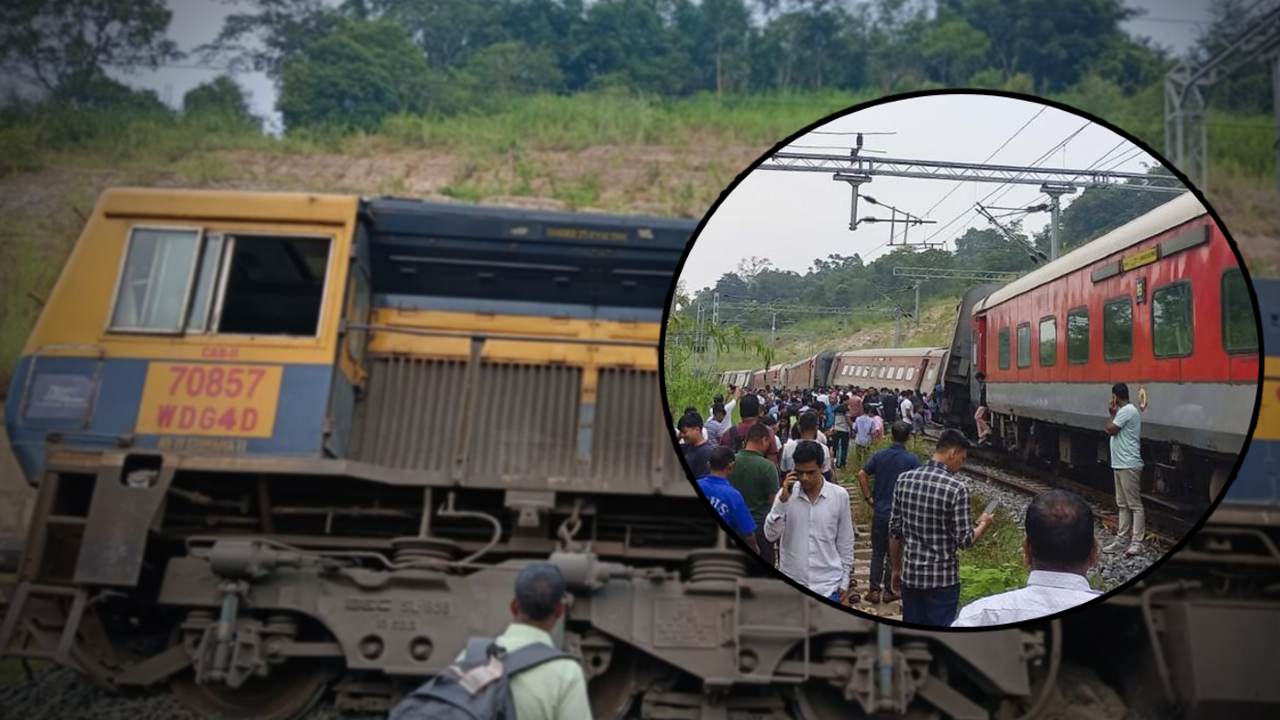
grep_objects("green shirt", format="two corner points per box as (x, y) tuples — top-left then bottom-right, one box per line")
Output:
(454, 622), (591, 720)
(730, 449), (781, 526)
(1110, 403), (1143, 469)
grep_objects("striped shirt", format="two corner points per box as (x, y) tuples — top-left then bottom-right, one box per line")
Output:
(888, 460), (975, 589)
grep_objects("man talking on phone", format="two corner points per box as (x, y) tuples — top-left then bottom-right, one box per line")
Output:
(888, 429), (993, 626)
(763, 440), (855, 604)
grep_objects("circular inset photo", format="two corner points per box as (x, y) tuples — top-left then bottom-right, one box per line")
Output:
(661, 90), (1262, 630)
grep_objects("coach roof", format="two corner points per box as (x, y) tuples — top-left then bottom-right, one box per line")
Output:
(973, 191), (1206, 314)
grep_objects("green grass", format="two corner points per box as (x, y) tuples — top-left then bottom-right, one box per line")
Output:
(957, 490), (1028, 605)
(380, 90), (869, 153)
(691, 296), (962, 374)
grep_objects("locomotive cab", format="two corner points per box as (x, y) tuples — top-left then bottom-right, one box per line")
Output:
(6, 188), (360, 483)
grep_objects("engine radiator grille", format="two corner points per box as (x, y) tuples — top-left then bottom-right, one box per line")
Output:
(355, 357), (683, 491)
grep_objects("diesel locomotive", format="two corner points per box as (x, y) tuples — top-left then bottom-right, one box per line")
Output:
(0, 189), (1053, 719)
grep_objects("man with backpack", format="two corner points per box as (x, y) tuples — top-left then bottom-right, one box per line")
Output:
(389, 563), (590, 720)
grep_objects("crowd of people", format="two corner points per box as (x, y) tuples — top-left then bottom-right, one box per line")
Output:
(676, 381), (1128, 627)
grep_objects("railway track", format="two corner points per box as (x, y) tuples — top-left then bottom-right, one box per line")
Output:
(920, 427), (1186, 547)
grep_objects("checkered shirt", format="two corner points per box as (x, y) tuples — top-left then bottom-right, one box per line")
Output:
(888, 460), (975, 589)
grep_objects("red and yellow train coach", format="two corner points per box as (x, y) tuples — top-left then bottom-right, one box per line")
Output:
(972, 192), (1257, 503)
(780, 351), (835, 390)
(826, 347), (949, 394)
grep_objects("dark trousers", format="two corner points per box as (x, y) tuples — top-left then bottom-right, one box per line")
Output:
(832, 431), (850, 467)
(901, 583), (961, 627)
(753, 526), (775, 567)
(869, 513), (890, 590)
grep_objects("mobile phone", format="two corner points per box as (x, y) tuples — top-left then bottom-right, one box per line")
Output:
(982, 499), (999, 517)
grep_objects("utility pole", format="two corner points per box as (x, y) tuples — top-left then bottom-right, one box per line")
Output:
(1040, 183), (1076, 260)
(709, 292), (720, 366)
(694, 302), (703, 354)
(894, 313), (903, 346)
(913, 283), (921, 329)
(770, 311), (777, 344)
(1164, 4), (1280, 190)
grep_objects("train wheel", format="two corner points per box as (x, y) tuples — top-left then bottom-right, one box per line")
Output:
(170, 662), (334, 720)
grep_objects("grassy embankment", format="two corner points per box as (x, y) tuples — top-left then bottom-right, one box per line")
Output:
(2, 90), (1276, 389)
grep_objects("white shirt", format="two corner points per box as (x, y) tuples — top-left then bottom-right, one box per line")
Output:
(950, 570), (1103, 627)
(780, 437), (832, 473)
(899, 398), (913, 421)
(816, 393), (829, 405)
(763, 481), (855, 596)
(708, 398), (737, 422)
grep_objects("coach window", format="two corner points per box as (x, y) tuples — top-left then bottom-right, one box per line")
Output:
(1222, 269), (1258, 354)
(1039, 316), (1057, 367)
(216, 235), (331, 336)
(1017, 322), (1031, 368)
(109, 227), (203, 333)
(998, 327), (1010, 370)
(1067, 307), (1089, 364)
(1103, 297), (1133, 362)
(1152, 281), (1194, 358)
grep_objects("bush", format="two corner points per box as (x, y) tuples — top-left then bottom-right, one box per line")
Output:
(279, 19), (437, 132)
(183, 75), (255, 125)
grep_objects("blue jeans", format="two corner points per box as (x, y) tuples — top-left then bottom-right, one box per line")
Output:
(832, 431), (850, 467)
(901, 584), (961, 626)
(869, 513), (890, 590)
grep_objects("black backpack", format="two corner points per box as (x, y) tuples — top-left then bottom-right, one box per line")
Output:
(389, 637), (573, 720)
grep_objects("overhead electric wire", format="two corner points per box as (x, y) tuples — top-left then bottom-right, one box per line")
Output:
(921, 119), (1092, 246)
(918, 106), (1048, 219)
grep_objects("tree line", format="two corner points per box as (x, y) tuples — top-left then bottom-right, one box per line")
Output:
(0, 0), (1265, 132)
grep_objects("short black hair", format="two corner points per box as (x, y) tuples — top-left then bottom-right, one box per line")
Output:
(712, 402), (726, 417)
(709, 446), (735, 472)
(514, 563), (566, 621)
(798, 411), (818, 431)
(891, 421), (911, 443)
(1025, 490), (1095, 570)
(745, 422), (771, 445)
(935, 428), (971, 452)
(1112, 383), (1129, 401)
(713, 394), (724, 404)
(677, 411), (703, 430)
(792, 439), (823, 467)
(740, 393), (760, 418)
